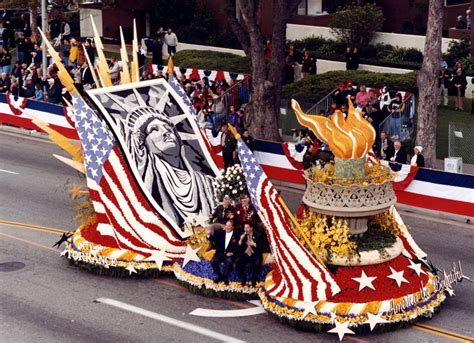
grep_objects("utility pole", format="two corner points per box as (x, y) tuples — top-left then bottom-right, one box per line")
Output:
(41, 0), (47, 79)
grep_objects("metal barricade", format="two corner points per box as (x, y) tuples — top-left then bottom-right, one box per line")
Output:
(304, 88), (338, 115)
(448, 122), (474, 164)
(211, 76), (251, 129)
(378, 94), (416, 142)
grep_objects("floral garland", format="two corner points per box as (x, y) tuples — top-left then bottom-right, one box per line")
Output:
(214, 165), (248, 202)
(257, 273), (446, 329)
(64, 228), (174, 277)
(174, 260), (270, 300)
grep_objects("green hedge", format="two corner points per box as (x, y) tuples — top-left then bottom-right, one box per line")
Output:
(174, 50), (250, 73)
(282, 70), (418, 104)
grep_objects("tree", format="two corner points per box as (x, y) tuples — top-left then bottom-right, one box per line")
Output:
(224, 0), (301, 141)
(415, 0), (443, 168)
(329, 3), (384, 49)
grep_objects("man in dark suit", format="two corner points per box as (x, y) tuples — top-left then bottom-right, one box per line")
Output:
(389, 140), (407, 171)
(207, 220), (241, 284)
(235, 223), (264, 286)
(375, 130), (394, 161)
(80, 61), (94, 91)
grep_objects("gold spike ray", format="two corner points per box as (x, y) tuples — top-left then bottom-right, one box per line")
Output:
(90, 15), (112, 87)
(131, 19), (140, 83)
(31, 117), (83, 162)
(119, 26), (131, 84)
(38, 28), (79, 95)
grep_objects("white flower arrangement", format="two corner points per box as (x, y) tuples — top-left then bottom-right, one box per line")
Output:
(214, 165), (248, 202)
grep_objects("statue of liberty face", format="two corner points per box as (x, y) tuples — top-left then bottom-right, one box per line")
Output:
(144, 117), (180, 159)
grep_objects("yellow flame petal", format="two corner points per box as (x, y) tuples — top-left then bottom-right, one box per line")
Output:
(330, 111), (356, 158)
(346, 99), (376, 154)
(291, 99), (333, 143)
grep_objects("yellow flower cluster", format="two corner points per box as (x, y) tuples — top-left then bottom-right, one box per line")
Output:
(307, 161), (392, 186)
(297, 210), (357, 260)
(186, 225), (211, 258)
(370, 211), (402, 237)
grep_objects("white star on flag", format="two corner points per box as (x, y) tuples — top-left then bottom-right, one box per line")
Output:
(387, 267), (409, 287)
(87, 132), (95, 142)
(298, 301), (318, 318)
(125, 264), (137, 275)
(182, 245), (201, 267)
(145, 250), (171, 270)
(352, 271), (377, 291)
(365, 312), (389, 331)
(327, 320), (355, 341)
(407, 259), (426, 276)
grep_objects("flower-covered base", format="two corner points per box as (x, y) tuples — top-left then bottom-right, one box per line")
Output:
(64, 227), (173, 277)
(258, 258), (446, 332)
(174, 260), (270, 300)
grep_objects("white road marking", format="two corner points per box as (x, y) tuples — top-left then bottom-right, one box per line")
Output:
(190, 300), (266, 318)
(95, 298), (245, 343)
(0, 169), (19, 175)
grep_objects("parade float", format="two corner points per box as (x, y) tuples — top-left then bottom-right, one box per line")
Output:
(33, 17), (469, 340)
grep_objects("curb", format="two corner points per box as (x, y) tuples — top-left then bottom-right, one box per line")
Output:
(0, 124), (50, 141)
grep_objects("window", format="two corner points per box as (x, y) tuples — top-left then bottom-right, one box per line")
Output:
(297, 0), (324, 16)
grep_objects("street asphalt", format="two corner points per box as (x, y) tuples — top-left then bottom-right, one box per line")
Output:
(1, 131), (473, 343)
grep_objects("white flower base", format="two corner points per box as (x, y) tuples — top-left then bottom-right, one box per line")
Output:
(324, 237), (403, 266)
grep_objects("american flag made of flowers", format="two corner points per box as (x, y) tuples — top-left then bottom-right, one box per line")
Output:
(236, 137), (340, 301)
(72, 94), (185, 259)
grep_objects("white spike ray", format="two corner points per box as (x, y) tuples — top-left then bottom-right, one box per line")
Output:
(133, 88), (148, 107)
(53, 154), (86, 174)
(156, 90), (170, 113)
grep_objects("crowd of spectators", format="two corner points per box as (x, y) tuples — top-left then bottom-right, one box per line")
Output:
(0, 11), (91, 105)
(455, 6), (471, 30)
(291, 80), (427, 171)
(284, 44), (317, 84)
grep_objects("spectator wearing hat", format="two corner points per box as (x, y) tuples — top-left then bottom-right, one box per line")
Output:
(68, 38), (79, 68)
(438, 62), (451, 107)
(410, 146), (425, 167)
